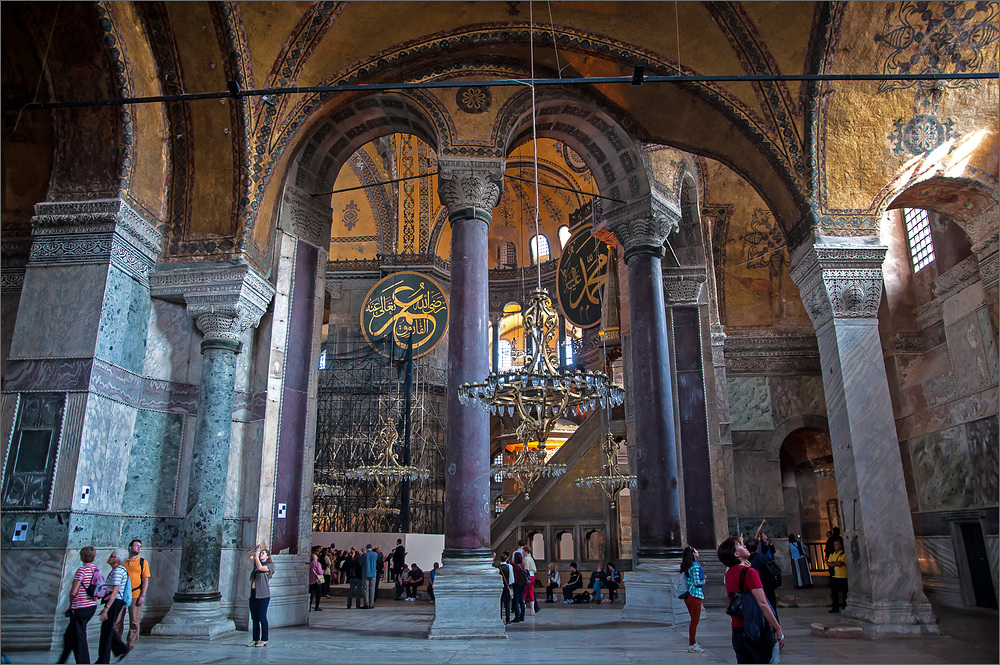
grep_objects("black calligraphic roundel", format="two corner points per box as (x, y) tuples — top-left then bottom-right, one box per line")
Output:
(557, 225), (609, 329)
(360, 271), (449, 359)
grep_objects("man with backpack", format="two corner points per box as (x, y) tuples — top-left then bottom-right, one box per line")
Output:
(745, 537), (780, 620)
(116, 539), (150, 650)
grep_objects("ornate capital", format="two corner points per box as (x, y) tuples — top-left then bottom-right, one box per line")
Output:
(602, 193), (680, 262)
(972, 233), (998, 290)
(789, 236), (887, 331)
(28, 198), (163, 284)
(150, 260), (275, 345)
(663, 266), (706, 305)
(280, 185), (334, 250)
(436, 157), (504, 224)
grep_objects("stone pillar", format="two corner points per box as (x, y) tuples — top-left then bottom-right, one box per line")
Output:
(605, 195), (687, 624)
(429, 157), (506, 639)
(789, 235), (938, 636)
(151, 261), (274, 638)
(709, 324), (736, 547)
(491, 318), (501, 374)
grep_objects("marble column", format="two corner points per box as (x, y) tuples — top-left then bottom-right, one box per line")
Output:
(151, 260), (274, 637)
(429, 157), (507, 639)
(789, 235), (938, 636)
(605, 195), (687, 624)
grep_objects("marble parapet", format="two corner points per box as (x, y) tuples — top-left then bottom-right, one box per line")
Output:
(29, 198), (163, 285)
(621, 557), (686, 625)
(427, 553), (507, 639)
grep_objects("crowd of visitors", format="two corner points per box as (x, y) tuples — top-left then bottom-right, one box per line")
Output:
(308, 541), (435, 610)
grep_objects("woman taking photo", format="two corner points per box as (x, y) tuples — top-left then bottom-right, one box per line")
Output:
(58, 546), (100, 664)
(718, 536), (784, 664)
(680, 546), (707, 653)
(248, 544), (274, 647)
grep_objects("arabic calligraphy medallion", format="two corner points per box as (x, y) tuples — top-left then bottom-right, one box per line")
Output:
(556, 225), (608, 329)
(360, 271), (449, 358)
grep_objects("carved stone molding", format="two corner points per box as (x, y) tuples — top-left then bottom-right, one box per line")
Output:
(663, 266), (707, 305)
(28, 198), (163, 284)
(325, 281), (343, 299)
(710, 324), (727, 368)
(602, 193), (681, 262)
(932, 255), (980, 300)
(1, 269), (25, 293)
(972, 233), (998, 290)
(436, 157), (504, 223)
(789, 237), (887, 331)
(280, 185), (334, 250)
(723, 328), (821, 376)
(150, 260), (275, 343)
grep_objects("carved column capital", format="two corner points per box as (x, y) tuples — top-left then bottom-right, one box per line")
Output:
(28, 198), (163, 284)
(436, 157), (505, 225)
(662, 266), (707, 305)
(602, 193), (680, 263)
(280, 185), (335, 249)
(150, 259), (275, 347)
(710, 324), (727, 368)
(789, 236), (887, 331)
(972, 233), (998, 290)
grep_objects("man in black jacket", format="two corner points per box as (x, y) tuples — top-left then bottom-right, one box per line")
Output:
(746, 538), (778, 620)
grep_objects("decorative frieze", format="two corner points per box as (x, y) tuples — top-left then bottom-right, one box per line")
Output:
(789, 237), (887, 331)
(602, 193), (681, 261)
(723, 328), (821, 376)
(29, 199), (163, 284)
(436, 158), (504, 223)
(972, 234), (998, 290)
(1, 269), (25, 293)
(150, 260), (275, 344)
(280, 185), (334, 250)
(932, 255), (980, 301)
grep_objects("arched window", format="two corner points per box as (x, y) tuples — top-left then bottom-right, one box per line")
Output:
(557, 531), (575, 561)
(585, 530), (604, 561)
(558, 225), (572, 249)
(529, 234), (550, 264)
(498, 340), (513, 370)
(499, 241), (517, 267)
(902, 208), (935, 272)
(530, 532), (546, 561)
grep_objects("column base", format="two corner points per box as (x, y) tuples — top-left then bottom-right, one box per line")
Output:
(151, 599), (236, 638)
(428, 553), (507, 640)
(841, 599), (940, 636)
(621, 557), (687, 625)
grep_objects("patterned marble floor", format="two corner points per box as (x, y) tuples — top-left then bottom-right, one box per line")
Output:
(5, 600), (996, 664)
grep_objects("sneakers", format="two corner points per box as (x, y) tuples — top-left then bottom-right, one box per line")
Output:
(687, 643), (705, 653)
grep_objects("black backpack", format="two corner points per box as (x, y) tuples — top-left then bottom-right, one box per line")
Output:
(764, 558), (782, 589)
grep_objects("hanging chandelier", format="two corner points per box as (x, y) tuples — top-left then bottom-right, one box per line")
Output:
(344, 420), (430, 484)
(575, 428), (636, 509)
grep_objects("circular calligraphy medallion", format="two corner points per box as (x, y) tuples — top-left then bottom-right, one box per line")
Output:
(556, 225), (609, 329)
(360, 271), (449, 359)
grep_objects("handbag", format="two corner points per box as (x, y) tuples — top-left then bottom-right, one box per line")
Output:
(725, 567), (748, 617)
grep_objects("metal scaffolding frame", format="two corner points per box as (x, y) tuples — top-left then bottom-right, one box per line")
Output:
(312, 331), (447, 534)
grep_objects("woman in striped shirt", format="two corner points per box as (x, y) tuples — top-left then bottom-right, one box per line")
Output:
(58, 546), (100, 664)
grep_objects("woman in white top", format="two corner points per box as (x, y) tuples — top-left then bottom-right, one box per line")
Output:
(96, 548), (131, 664)
(545, 562), (561, 603)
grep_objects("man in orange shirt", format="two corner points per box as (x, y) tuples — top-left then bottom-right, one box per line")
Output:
(115, 538), (151, 649)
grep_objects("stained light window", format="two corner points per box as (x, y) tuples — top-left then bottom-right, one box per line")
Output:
(558, 225), (572, 249)
(903, 208), (935, 272)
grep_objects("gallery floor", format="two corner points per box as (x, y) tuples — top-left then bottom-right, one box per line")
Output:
(5, 598), (996, 664)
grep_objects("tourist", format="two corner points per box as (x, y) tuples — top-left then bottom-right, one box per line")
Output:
(718, 536), (783, 664)
(309, 552), (324, 611)
(427, 562), (439, 602)
(788, 534), (813, 589)
(391, 539), (406, 585)
(395, 562), (410, 601)
(562, 562), (583, 602)
(523, 544), (538, 614)
(824, 528), (840, 578)
(117, 538), (150, 650)
(545, 562), (561, 603)
(828, 538), (848, 612)
(498, 552), (513, 624)
(360, 544), (378, 609)
(680, 546), (707, 653)
(58, 546), (100, 664)
(95, 548), (131, 664)
(346, 550), (364, 608)
(511, 552), (527, 622)
(604, 562), (621, 603)
(754, 519), (776, 560)
(322, 547), (334, 597)
(248, 544), (274, 647)
(589, 563), (607, 602)
(406, 562), (424, 600)
(745, 537), (778, 620)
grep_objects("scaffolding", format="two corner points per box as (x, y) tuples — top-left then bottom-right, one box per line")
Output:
(313, 330), (447, 534)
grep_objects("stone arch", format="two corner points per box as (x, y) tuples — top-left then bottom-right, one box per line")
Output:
(767, 414), (830, 463)
(496, 88), (651, 205)
(885, 176), (998, 249)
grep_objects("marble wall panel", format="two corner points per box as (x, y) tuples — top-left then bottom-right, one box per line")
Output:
(232, 325), (257, 395)
(0, 546), (65, 649)
(728, 377), (774, 431)
(65, 512), (184, 548)
(144, 299), (195, 383)
(896, 386), (997, 441)
(732, 449), (784, 517)
(224, 420), (248, 517)
(2, 289), (21, 377)
(908, 425), (976, 512)
(50, 393), (86, 511)
(10, 264), (104, 359)
(95, 266), (151, 373)
(236, 420), (264, 540)
(965, 415), (999, 507)
(75, 394), (138, 513)
(915, 535), (963, 607)
(123, 410), (183, 516)
(731, 430), (770, 452)
(947, 311), (993, 398)
(978, 308), (999, 385)
(768, 375), (826, 426)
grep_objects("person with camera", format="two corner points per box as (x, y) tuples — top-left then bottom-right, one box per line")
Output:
(248, 543), (274, 647)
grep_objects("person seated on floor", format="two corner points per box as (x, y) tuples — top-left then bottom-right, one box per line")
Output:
(603, 562), (621, 603)
(589, 564), (607, 603)
(405, 563), (424, 600)
(562, 562), (583, 603)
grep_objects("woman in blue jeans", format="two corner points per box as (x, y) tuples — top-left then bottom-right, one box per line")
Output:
(511, 552), (527, 622)
(248, 545), (275, 647)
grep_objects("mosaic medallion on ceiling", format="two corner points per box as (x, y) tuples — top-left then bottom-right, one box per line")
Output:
(456, 86), (492, 114)
(888, 113), (957, 157)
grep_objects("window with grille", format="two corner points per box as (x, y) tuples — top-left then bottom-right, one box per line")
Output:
(903, 208), (935, 272)
(529, 234), (550, 264)
(499, 241), (517, 266)
(498, 339), (513, 370)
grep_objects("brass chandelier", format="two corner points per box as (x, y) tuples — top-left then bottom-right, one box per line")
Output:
(575, 425), (636, 509)
(344, 420), (430, 519)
